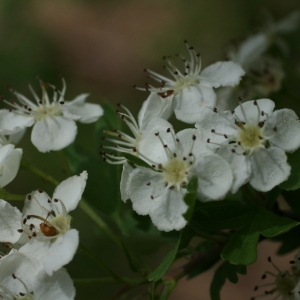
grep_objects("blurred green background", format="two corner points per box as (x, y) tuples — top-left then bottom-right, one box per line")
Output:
(1, 0), (300, 299)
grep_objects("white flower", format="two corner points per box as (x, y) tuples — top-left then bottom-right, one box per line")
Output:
(252, 256), (300, 300)
(0, 171), (88, 275)
(0, 144), (22, 188)
(102, 102), (174, 165)
(139, 41), (245, 123)
(0, 78), (103, 152)
(0, 252), (75, 300)
(196, 99), (300, 192)
(121, 122), (233, 231)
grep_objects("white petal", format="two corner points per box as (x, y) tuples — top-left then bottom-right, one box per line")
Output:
(19, 229), (79, 276)
(53, 171), (88, 212)
(127, 167), (163, 215)
(249, 147), (291, 192)
(139, 118), (175, 165)
(120, 163), (134, 202)
(64, 94), (103, 124)
(35, 268), (76, 300)
(176, 128), (211, 158)
(200, 61), (245, 88)
(7, 129), (26, 145)
(149, 189), (187, 231)
(0, 200), (22, 243)
(0, 252), (42, 295)
(233, 99), (275, 124)
(194, 153), (233, 201)
(217, 147), (252, 193)
(138, 93), (173, 130)
(267, 109), (300, 152)
(173, 85), (216, 124)
(31, 116), (77, 152)
(0, 145), (22, 188)
(0, 109), (34, 135)
(196, 108), (237, 145)
(22, 190), (52, 228)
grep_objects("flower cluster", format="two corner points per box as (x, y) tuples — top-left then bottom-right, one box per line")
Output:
(103, 37), (300, 232)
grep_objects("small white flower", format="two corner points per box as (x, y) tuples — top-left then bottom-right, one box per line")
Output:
(0, 78), (103, 152)
(196, 99), (300, 192)
(0, 171), (88, 275)
(121, 123), (233, 231)
(252, 256), (300, 300)
(0, 252), (75, 300)
(139, 41), (245, 123)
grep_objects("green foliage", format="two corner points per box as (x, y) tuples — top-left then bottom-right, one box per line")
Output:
(210, 261), (246, 300)
(280, 149), (300, 190)
(221, 208), (299, 265)
(183, 175), (198, 221)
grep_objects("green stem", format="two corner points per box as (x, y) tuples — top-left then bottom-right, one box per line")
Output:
(79, 199), (121, 247)
(79, 243), (140, 286)
(21, 158), (59, 185)
(59, 150), (72, 177)
(0, 189), (26, 201)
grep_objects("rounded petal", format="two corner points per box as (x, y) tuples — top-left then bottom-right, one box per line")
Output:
(233, 99), (275, 124)
(64, 96), (103, 123)
(35, 268), (76, 300)
(120, 163), (134, 202)
(0, 200), (22, 243)
(138, 93), (173, 130)
(217, 147), (252, 193)
(249, 147), (291, 192)
(196, 108), (237, 145)
(200, 61), (245, 88)
(176, 128), (212, 158)
(173, 85), (216, 124)
(149, 189), (187, 231)
(194, 153), (233, 201)
(0, 109), (34, 134)
(0, 253), (42, 295)
(31, 116), (77, 152)
(127, 167), (163, 215)
(53, 171), (88, 212)
(19, 229), (79, 276)
(7, 128), (26, 145)
(267, 109), (300, 152)
(0, 145), (22, 188)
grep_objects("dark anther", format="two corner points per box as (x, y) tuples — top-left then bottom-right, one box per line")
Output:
(192, 135), (196, 140)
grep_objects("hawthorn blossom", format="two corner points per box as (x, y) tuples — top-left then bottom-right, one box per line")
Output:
(102, 100), (173, 165)
(0, 171), (88, 275)
(139, 41), (245, 123)
(121, 122), (233, 231)
(251, 257), (300, 300)
(0, 78), (103, 152)
(196, 99), (300, 192)
(0, 252), (75, 300)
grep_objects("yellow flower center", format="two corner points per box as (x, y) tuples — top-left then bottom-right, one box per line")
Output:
(162, 158), (188, 184)
(237, 124), (265, 151)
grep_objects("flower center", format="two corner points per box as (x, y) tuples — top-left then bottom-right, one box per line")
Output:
(173, 75), (199, 92)
(162, 158), (188, 184)
(275, 272), (298, 298)
(237, 124), (265, 151)
(34, 102), (62, 121)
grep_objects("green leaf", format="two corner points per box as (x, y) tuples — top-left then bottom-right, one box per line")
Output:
(221, 208), (299, 265)
(280, 149), (300, 190)
(123, 153), (154, 169)
(183, 175), (198, 221)
(121, 238), (149, 276)
(194, 200), (252, 230)
(210, 261), (246, 300)
(158, 279), (177, 300)
(148, 232), (182, 282)
(272, 227), (300, 255)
